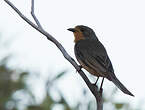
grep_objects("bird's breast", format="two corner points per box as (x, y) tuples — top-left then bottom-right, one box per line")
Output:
(77, 58), (103, 77)
(73, 32), (85, 43)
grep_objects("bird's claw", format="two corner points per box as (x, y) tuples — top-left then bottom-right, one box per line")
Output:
(99, 87), (103, 94)
(76, 65), (82, 73)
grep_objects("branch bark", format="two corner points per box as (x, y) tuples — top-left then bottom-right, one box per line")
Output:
(4, 0), (103, 109)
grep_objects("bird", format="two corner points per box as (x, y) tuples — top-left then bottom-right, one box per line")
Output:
(67, 25), (134, 97)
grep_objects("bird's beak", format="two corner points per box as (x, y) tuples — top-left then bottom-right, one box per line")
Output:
(67, 28), (76, 32)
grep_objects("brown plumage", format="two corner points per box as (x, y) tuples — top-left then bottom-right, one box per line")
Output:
(68, 25), (134, 97)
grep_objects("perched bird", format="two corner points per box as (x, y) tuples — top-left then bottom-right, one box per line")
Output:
(68, 25), (134, 96)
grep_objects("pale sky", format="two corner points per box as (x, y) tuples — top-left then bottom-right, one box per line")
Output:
(1, 0), (145, 109)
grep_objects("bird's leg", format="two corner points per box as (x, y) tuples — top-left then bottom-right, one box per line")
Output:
(94, 77), (99, 85)
(76, 65), (82, 73)
(100, 77), (104, 93)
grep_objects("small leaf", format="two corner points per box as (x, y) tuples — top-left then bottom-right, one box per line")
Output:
(27, 105), (42, 110)
(115, 103), (124, 109)
(52, 70), (67, 81)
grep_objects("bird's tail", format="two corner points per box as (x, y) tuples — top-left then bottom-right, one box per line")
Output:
(107, 73), (134, 97)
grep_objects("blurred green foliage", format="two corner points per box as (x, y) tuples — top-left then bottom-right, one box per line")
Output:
(0, 56), (73, 110)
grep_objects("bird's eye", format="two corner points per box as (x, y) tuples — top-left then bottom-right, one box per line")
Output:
(80, 29), (84, 32)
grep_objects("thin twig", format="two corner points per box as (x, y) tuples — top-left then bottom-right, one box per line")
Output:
(4, 0), (103, 110)
(31, 0), (43, 29)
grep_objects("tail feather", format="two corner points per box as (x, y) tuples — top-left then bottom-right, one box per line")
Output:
(107, 73), (134, 97)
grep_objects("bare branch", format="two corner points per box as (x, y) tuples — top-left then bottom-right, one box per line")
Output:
(31, 0), (43, 29)
(4, 0), (103, 109)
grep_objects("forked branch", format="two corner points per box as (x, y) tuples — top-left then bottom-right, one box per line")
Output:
(4, 0), (103, 109)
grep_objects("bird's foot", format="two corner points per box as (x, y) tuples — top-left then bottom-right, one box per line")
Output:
(99, 87), (103, 94)
(92, 83), (96, 86)
(93, 77), (99, 86)
(76, 65), (82, 73)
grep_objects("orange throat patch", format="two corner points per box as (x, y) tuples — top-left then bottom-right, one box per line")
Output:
(73, 31), (85, 43)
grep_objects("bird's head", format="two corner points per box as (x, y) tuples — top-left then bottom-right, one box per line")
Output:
(67, 25), (98, 43)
